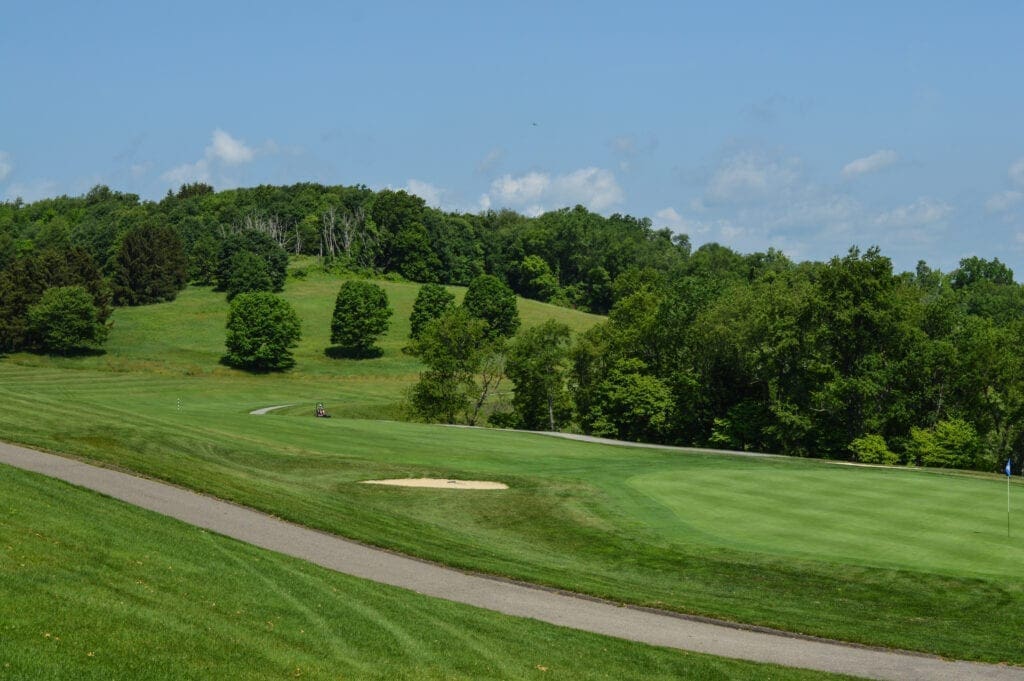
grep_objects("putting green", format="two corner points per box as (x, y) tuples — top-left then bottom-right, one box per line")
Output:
(625, 461), (1024, 578)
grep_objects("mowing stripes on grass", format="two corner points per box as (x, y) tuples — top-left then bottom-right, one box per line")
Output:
(0, 465), (852, 681)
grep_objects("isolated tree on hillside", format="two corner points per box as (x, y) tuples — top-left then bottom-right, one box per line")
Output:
(330, 280), (392, 356)
(111, 223), (188, 305)
(223, 292), (301, 371)
(463, 274), (520, 340)
(26, 285), (108, 354)
(409, 283), (455, 341)
(506, 319), (573, 430)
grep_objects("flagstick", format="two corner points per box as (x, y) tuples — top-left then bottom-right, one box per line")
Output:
(1009, 474), (1012, 539)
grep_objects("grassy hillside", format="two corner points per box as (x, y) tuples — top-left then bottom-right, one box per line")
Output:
(1, 270), (1023, 664)
(0, 466), (851, 680)
(5, 271), (602, 418)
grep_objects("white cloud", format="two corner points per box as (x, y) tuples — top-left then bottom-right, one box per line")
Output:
(161, 159), (210, 186)
(0, 151), (12, 182)
(705, 151), (800, 204)
(476, 147), (505, 174)
(490, 171), (550, 205)
(160, 129), (261, 189)
(1010, 158), (1024, 188)
(404, 179), (444, 208)
(554, 167), (623, 211)
(654, 207), (710, 235)
(985, 190), (1023, 214)
(874, 198), (952, 228)
(2, 179), (58, 202)
(485, 167), (624, 214)
(655, 207), (685, 228)
(841, 149), (898, 178)
(207, 128), (255, 165)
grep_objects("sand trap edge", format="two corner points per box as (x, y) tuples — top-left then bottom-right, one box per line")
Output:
(361, 478), (508, 490)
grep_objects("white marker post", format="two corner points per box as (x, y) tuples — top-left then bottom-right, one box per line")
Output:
(1007, 458), (1013, 539)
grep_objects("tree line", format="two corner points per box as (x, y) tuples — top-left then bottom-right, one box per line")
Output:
(2, 183), (1024, 472)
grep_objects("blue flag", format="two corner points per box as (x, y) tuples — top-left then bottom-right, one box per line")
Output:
(1007, 459), (1013, 477)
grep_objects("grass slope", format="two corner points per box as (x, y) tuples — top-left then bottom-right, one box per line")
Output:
(0, 465), (851, 681)
(1, 271), (1023, 663)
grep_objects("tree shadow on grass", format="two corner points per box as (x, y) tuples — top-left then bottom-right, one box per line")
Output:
(32, 346), (107, 358)
(218, 355), (293, 374)
(324, 345), (383, 360)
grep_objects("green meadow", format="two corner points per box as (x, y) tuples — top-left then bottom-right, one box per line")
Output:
(0, 466), (852, 680)
(2, 270), (1023, 664)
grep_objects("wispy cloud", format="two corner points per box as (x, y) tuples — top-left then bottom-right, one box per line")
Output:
(874, 198), (952, 228)
(404, 179), (444, 208)
(704, 151), (801, 205)
(162, 159), (210, 186)
(841, 149), (898, 179)
(2, 178), (59, 202)
(485, 167), (623, 215)
(0, 151), (12, 182)
(654, 207), (712, 235)
(1009, 158), (1024, 188)
(476, 147), (505, 174)
(985, 190), (1023, 214)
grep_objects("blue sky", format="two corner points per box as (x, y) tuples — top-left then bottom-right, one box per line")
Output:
(2, 1), (1023, 274)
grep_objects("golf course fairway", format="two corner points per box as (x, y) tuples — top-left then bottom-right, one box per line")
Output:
(1, 275), (1022, 665)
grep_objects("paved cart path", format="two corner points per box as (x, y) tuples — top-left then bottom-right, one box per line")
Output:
(1, 441), (1020, 681)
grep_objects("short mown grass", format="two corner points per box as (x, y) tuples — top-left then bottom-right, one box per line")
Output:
(0, 466), (852, 680)
(1, 272), (1023, 664)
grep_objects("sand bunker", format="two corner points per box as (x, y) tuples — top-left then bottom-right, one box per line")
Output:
(361, 478), (508, 490)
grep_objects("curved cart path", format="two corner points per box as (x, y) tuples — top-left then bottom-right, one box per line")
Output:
(1, 441), (1020, 681)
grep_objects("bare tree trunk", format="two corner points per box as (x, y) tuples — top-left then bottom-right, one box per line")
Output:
(468, 353), (505, 426)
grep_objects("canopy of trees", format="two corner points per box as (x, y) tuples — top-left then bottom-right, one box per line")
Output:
(4, 182), (1024, 473)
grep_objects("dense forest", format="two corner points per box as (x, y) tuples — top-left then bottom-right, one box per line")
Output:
(2, 182), (1023, 472)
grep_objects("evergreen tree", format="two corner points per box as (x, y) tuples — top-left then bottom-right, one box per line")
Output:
(111, 224), (188, 305)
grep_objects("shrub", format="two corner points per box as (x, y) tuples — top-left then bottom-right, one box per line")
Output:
(223, 292), (301, 371)
(849, 434), (899, 465)
(27, 286), (108, 354)
(906, 418), (982, 469)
